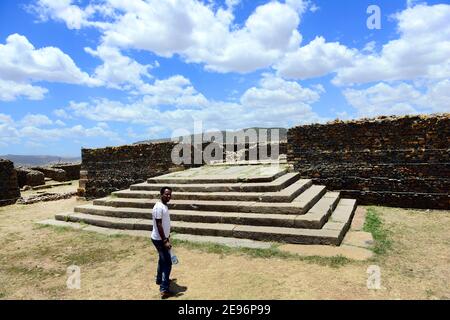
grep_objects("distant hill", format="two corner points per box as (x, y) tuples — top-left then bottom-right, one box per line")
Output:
(0, 154), (81, 167)
(133, 127), (288, 145)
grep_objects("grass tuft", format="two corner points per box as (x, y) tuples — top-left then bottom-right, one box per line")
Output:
(63, 247), (128, 265)
(171, 238), (352, 268)
(363, 207), (392, 255)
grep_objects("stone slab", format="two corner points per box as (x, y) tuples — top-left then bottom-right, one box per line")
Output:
(350, 206), (367, 231)
(342, 231), (374, 249)
(322, 222), (345, 231)
(37, 219), (273, 249)
(97, 197), (315, 214)
(37, 218), (85, 229)
(172, 234), (272, 249)
(115, 179), (311, 203)
(278, 243), (374, 261)
(149, 165), (288, 183)
(132, 172), (300, 193)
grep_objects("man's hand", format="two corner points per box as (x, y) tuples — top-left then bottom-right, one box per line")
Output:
(164, 239), (172, 250)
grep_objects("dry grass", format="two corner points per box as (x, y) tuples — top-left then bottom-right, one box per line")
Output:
(0, 198), (449, 299)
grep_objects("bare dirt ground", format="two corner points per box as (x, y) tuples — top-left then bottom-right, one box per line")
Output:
(0, 197), (449, 300)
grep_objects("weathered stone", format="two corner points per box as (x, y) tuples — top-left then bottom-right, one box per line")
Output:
(342, 231), (374, 248)
(287, 114), (450, 210)
(51, 163), (81, 180)
(31, 167), (67, 182)
(16, 191), (76, 204)
(350, 207), (367, 231)
(0, 159), (20, 206)
(278, 243), (374, 260)
(16, 167), (45, 187)
(53, 166), (359, 245)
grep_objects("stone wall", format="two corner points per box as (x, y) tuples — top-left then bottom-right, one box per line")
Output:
(51, 163), (81, 180)
(80, 141), (286, 198)
(31, 167), (67, 182)
(80, 142), (183, 198)
(287, 114), (450, 209)
(16, 168), (45, 187)
(0, 159), (20, 206)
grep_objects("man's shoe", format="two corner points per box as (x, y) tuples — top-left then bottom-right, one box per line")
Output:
(156, 279), (171, 285)
(160, 290), (175, 299)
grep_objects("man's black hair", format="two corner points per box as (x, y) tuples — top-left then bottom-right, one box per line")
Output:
(160, 186), (172, 195)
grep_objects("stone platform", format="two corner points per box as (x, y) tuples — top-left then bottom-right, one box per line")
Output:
(50, 164), (358, 246)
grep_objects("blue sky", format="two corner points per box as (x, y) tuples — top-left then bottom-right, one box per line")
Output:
(0, 0), (449, 156)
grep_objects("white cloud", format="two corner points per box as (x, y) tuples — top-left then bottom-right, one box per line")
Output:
(30, 0), (87, 29)
(29, 0), (108, 30)
(97, 122), (109, 129)
(20, 114), (53, 127)
(0, 112), (124, 147)
(140, 75), (208, 108)
(18, 124), (123, 143)
(333, 4), (450, 85)
(274, 36), (357, 80)
(61, 73), (325, 132)
(362, 41), (376, 54)
(343, 81), (450, 118)
(184, 0), (303, 73)
(0, 33), (100, 101)
(31, 0), (308, 74)
(240, 73), (321, 108)
(417, 79), (450, 113)
(343, 82), (421, 117)
(53, 108), (72, 119)
(0, 113), (19, 147)
(27, 1), (450, 88)
(0, 34), (98, 85)
(309, 4), (320, 13)
(85, 45), (151, 89)
(0, 79), (47, 101)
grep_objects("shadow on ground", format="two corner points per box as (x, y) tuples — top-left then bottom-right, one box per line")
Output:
(169, 278), (187, 298)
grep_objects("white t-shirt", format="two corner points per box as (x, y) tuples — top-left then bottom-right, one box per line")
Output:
(151, 201), (171, 241)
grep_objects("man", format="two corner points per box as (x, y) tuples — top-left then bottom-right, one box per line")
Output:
(151, 186), (174, 299)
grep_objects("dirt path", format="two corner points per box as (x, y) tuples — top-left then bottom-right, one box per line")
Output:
(0, 198), (449, 299)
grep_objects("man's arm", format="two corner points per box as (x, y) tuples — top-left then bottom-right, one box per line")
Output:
(155, 218), (171, 249)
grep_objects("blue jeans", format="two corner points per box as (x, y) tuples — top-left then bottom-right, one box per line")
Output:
(151, 239), (172, 292)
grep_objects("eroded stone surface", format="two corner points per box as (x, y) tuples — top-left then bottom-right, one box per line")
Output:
(350, 207), (367, 231)
(342, 231), (374, 248)
(278, 243), (373, 261)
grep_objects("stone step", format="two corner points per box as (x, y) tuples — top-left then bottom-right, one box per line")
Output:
(73, 191), (339, 229)
(147, 167), (287, 184)
(112, 179), (312, 202)
(38, 219), (273, 249)
(321, 198), (357, 244)
(232, 199), (356, 245)
(209, 159), (287, 166)
(133, 172), (300, 193)
(56, 198), (355, 245)
(135, 172), (300, 193)
(94, 185), (326, 215)
(291, 185), (327, 213)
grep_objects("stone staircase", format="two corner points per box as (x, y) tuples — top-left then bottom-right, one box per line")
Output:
(55, 164), (357, 245)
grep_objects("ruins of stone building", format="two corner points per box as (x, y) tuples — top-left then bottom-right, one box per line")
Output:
(78, 114), (449, 209)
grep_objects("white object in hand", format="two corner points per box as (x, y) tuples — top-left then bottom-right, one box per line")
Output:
(169, 249), (179, 264)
